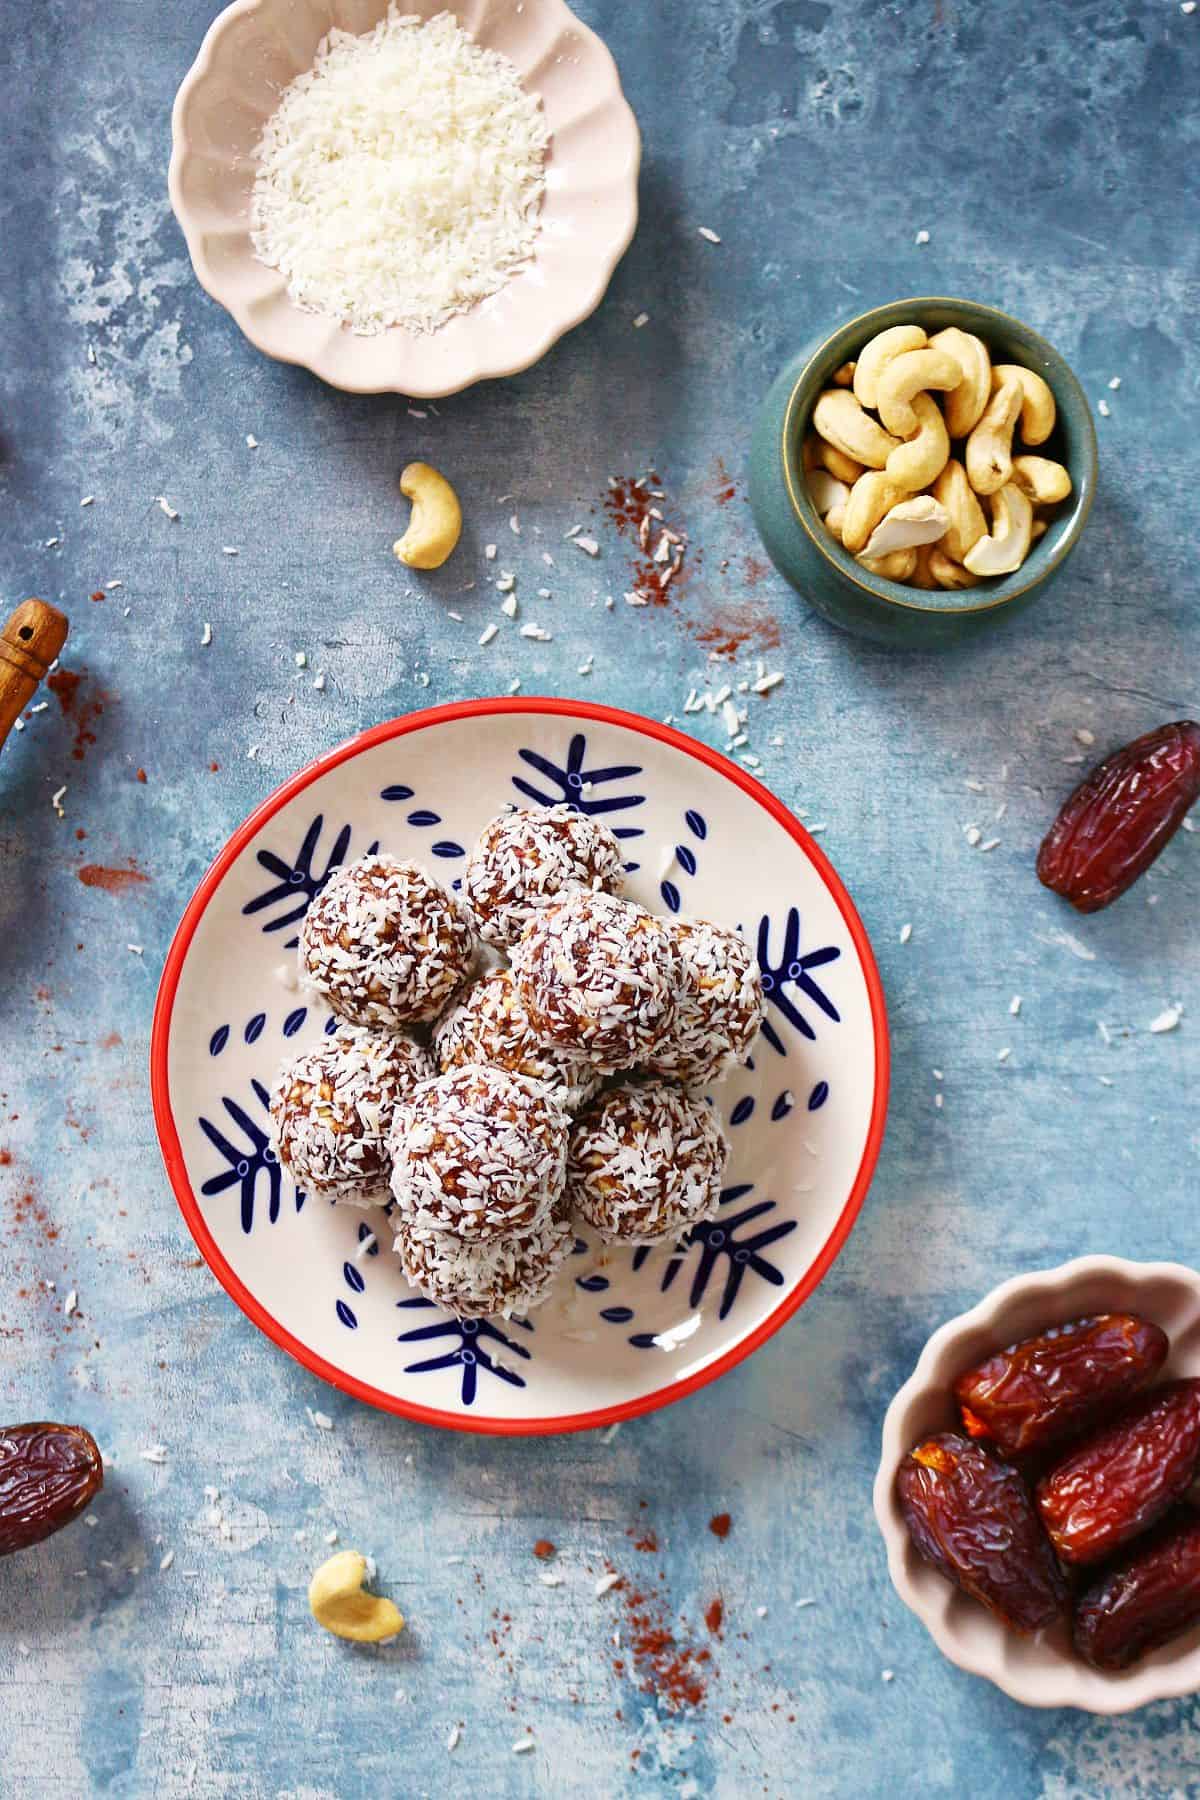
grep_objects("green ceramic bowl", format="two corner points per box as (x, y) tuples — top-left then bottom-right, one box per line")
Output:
(749, 296), (1098, 648)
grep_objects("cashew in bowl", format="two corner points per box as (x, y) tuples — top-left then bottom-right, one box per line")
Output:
(859, 547), (919, 581)
(812, 389), (902, 470)
(832, 360), (857, 387)
(805, 433), (864, 485)
(932, 458), (987, 563)
(930, 547), (980, 589)
(393, 462), (462, 570)
(808, 471), (851, 519)
(824, 502), (847, 541)
(963, 482), (1034, 577)
(309, 1550), (404, 1643)
(911, 542), (940, 590)
(1011, 454), (1072, 506)
(965, 376), (1023, 496)
(885, 392), (950, 494)
(875, 347), (963, 438)
(993, 364), (1056, 446)
(841, 471), (907, 554)
(929, 326), (992, 437)
(853, 325), (927, 410)
(860, 495), (950, 562)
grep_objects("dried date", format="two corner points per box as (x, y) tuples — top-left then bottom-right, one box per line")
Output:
(1037, 720), (1200, 912)
(1036, 1379), (1200, 1566)
(896, 1432), (1068, 1633)
(954, 1313), (1168, 1458)
(1075, 1512), (1200, 1670)
(0, 1422), (103, 1555)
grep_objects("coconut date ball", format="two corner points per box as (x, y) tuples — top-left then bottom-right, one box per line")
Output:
(567, 1078), (728, 1244)
(650, 918), (766, 1089)
(298, 853), (475, 1029)
(434, 967), (602, 1114)
(510, 890), (680, 1073)
(463, 803), (626, 948)
(393, 1206), (576, 1320)
(269, 1025), (434, 1207)
(389, 1066), (569, 1244)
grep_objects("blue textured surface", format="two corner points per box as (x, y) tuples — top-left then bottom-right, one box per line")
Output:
(2, 1), (1199, 1793)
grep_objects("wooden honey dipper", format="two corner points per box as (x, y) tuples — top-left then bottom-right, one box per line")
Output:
(0, 599), (70, 757)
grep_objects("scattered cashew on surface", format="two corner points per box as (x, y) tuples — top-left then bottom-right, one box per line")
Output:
(393, 461), (462, 570)
(805, 318), (1071, 589)
(309, 1550), (404, 1643)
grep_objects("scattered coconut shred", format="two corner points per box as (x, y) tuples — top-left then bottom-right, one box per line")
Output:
(250, 7), (549, 335)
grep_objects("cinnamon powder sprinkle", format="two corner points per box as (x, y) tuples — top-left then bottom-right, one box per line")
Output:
(708, 1512), (732, 1539)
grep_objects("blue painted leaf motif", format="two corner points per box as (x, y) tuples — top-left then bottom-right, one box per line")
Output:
(729, 1096), (755, 1126)
(358, 1221), (380, 1257)
(576, 1274), (610, 1293)
(685, 810), (708, 840)
(243, 814), (380, 946)
(396, 1303), (533, 1406)
(600, 1306), (635, 1324)
(343, 1262), (365, 1295)
(209, 1025), (230, 1057)
(675, 845), (697, 877)
(283, 1007), (307, 1037)
(771, 1090), (795, 1121)
(324, 1015), (339, 1035)
(808, 1080), (830, 1112)
(431, 841), (465, 859)
(407, 809), (441, 828)
(661, 881), (681, 914)
(199, 1078), (303, 1234)
(629, 1333), (659, 1350)
(380, 785), (415, 802)
(336, 1301), (358, 1330)
(756, 908), (843, 1054)
(632, 1184), (797, 1323)
(512, 733), (646, 841)
(244, 1013), (266, 1045)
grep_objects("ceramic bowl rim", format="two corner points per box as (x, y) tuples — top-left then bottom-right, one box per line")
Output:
(780, 295), (1099, 618)
(873, 1254), (1200, 1711)
(167, 0), (641, 397)
(150, 697), (891, 1436)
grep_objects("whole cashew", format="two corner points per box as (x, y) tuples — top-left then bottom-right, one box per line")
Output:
(962, 481), (1034, 577)
(840, 471), (906, 554)
(1011, 454), (1072, 505)
(393, 462), (462, 570)
(875, 347), (963, 438)
(965, 376), (1022, 496)
(929, 326), (992, 437)
(885, 392), (950, 493)
(816, 440), (865, 484)
(832, 360), (857, 387)
(911, 543), (940, 590)
(309, 1550), (404, 1644)
(808, 470), (850, 518)
(859, 547), (918, 581)
(812, 390), (903, 470)
(852, 325), (927, 409)
(992, 364), (1056, 445)
(930, 547), (980, 589)
(931, 458), (987, 562)
(860, 495), (949, 561)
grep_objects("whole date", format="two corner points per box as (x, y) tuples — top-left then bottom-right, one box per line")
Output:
(1075, 1512), (1200, 1670)
(0, 1422), (103, 1555)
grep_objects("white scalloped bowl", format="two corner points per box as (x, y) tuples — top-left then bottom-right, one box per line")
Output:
(875, 1257), (1200, 1713)
(168, 0), (640, 395)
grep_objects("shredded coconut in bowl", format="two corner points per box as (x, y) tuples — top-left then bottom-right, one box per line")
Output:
(250, 7), (549, 336)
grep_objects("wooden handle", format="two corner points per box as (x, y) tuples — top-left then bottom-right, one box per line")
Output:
(0, 600), (69, 756)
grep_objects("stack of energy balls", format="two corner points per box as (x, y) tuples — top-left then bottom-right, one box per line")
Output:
(269, 805), (765, 1319)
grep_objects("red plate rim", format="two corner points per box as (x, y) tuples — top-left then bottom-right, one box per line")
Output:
(150, 696), (890, 1436)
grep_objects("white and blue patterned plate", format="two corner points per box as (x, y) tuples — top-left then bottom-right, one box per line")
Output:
(151, 700), (889, 1434)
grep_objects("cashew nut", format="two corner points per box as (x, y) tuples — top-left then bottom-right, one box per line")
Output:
(812, 390), (902, 470)
(852, 325), (927, 410)
(860, 495), (950, 561)
(1031, 516), (1049, 542)
(911, 543), (940, 590)
(840, 471), (906, 554)
(859, 548), (918, 581)
(824, 501), (847, 541)
(929, 327), (992, 437)
(931, 458), (987, 563)
(962, 481), (1034, 577)
(965, 376), (1022, 496)
(309, 1550), (404, 1644)
(875, 347), (963, 438)
(885, 392), (950, 493)
(808, 471), (851, 519)
(832, 360), (857, 387)
(992, 364), (1056, 446)
(930, 547), (980, 590)
(393, 462), (462, 570)
(1011, 454), (1072, 505)
(801, 434), (820, 473)
(816, 441), (865, 484)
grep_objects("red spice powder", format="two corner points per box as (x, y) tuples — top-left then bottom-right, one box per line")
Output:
(709, 1512), (732, 1539)
(704, 1596), (724, 1636)
(628, 1528), (658, 1553)
(532, 1540), (556, 1561)
(77, 864), (149, 894)
(135, 769), (147, 784)
(90, 590), (105, 603)
(712, 457), (739, 506)
(691, 605), (781, 659)
(0, 1151), (10, 1166)
(48, 668), (106, 762)
(209, 761), (220, 773)
(603, 474), (687, 606)
(615, 1577), (714, 1712)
